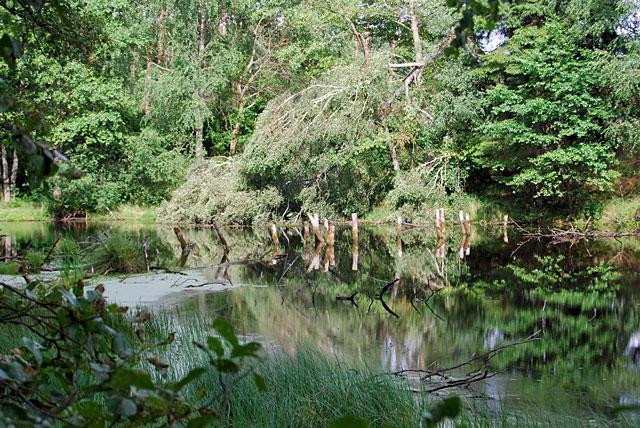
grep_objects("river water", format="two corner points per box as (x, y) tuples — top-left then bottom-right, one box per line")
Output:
(1, 221), (639, 424)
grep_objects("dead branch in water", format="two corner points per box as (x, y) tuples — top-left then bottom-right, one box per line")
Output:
(378, 278), (400, 318)
(173, 227), (194, 268)
(336, 291), (358, 307)
(391, 330), (541, 393)
(212, 222), (230, 254)
(524, 226), (640, 245)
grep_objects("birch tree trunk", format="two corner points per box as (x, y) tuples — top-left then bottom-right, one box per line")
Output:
(1, 145), (10, 202)
(409, 0), (422, 63)
(10, 148), (18, 199)
(194, 0), (207, 159)
(144, 44), (153, 115)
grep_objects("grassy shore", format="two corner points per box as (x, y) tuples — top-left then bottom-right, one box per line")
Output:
(0, 200), (48, 221)
(87, 204), (158, 223)
(143, 311), (635, 428)
(0, 200), (157, 223)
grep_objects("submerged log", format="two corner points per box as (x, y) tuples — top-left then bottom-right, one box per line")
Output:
(174, 227), (193, 268)
(213, 222), (230, 254)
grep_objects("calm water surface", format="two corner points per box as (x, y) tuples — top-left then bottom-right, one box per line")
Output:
(2, 221), (640, 423)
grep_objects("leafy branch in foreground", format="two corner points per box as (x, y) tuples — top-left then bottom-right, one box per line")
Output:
(0, 278), (264, 426)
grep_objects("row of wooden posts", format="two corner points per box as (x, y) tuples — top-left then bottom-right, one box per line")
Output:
(267, 210), (510, 271)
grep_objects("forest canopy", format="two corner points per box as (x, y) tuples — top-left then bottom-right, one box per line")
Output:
(1, 0), (639, 223)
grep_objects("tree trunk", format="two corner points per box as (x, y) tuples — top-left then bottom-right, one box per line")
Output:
(409, 0), (422, 63)
(362, 32), (371, 66)
(194, 1), (207, 159)
(229, 105), (243, 155)
(1, 145), (10, 202)
(388, 139), (400, 172)
(144, 44), (153, 115)
(230, 82), (245, 155)
(157, 6), (166, 66)
(217, 10), (227, 35)
(10, 148), (18, 199)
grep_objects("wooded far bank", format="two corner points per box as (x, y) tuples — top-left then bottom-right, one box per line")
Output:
(1, 0), (639, 226)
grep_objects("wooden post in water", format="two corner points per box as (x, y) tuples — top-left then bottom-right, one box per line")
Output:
(352, 241), (359, 271)
(269, 223), (280, 247)
(323, 218), (330, 241)
(324, 225), (336, 271)
(329, 224), (336, 266)
(307, 241), (322, 272)
(459, 233), (470, 259)
(307, 213), (324, 243)
(464, 212), (471, 236)
(465, 213), (471, 256)
(303, 221), (310, 244)
(502, 214), (509, 243)
(269, 223), (281, 264)
(396, 216), (403, 258)
(459, 210), (466, 235)
(351, 213), (359, 242)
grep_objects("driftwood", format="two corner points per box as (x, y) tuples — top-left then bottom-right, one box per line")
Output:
(173, 227), (193, 268)
(392, 330), (541, 393)
(524, 226), (640, 244)
(142, 238), (150, 272)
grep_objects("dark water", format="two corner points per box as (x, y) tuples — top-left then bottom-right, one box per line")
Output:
(2, 221), (640, 423)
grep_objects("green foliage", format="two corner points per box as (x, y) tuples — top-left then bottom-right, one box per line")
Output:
(2, 0), (640, 222)
(90, 234), (146, 274)
(159, 159), (284, 225)
(0, 262), (19, 275)
(473, 20), (628, 213)
(423, 396), (462, 428)
(0, 271), (266, 426)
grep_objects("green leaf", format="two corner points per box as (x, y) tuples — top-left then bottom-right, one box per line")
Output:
(206, 336), (225, 356)
(173, 367), (206, 391)
(113, 333), (133, 359)
(329, 416), (369, 428)
(253, 373), (267, 392)
(187, 415), (217, 428)
(213, 358), (240, 373)
(423, 396), (461, 427)
(22, 337), (43, 366)
(106, 396), (137, 417)
(212, 318), (238, 346)
(231, 342), (261, 358)
(109, 368), (154, 391)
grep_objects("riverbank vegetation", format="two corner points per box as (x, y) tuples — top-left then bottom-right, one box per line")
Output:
(1, 0), (639, 226)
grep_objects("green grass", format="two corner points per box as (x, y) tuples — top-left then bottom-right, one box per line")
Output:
(88, 204), (158, 223)
(145, 311), (424, 427)
(0, 200), (48, 221)
(0, 200), (158, 223)
(0, 262), (19, 275)
(588, 195), (640, 232)
(221, 350), (422, 427)
(143, 309), (639, 428)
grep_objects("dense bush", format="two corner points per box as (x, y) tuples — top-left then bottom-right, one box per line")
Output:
(159, 159), (284, 225)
